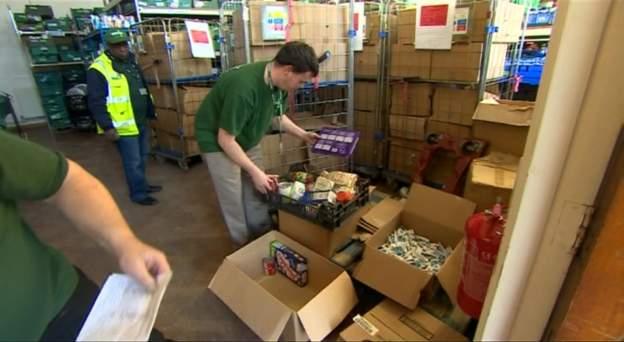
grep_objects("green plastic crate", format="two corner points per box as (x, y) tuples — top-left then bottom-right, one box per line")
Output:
(18, 23), (45, 32)
(193, 0), (219, 9)
(13, 13), (28, 24)
(30, 41), (58, 56)
(34, 71), (63, 86)
(170, 0), (193, 8)
(38, 86), (64, 97)
(41, 95), (65, 107)
(49, 117), (73, 130)
(93, 7), (104, 15)
(32, 54), (59, 64)
(62, 69), (86, 83)
(25, 5), (54, 19)
(59, 50), (83, 62)
(0, 95), (10, 129)
(70, 8), (93, 17)
(138, 0), (170, 8)
(43, 104), (67, 115)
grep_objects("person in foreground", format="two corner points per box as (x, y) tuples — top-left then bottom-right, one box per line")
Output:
(0, 129), (171, 341)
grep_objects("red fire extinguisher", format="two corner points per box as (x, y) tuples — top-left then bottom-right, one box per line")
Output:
(457, 202), (506, 319)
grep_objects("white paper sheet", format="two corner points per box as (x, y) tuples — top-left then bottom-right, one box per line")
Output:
(77, 272), (172, 342)
(185, 20), (216, 58)
(415, 0), (457, 50)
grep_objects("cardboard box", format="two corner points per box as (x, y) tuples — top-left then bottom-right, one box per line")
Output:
(354, 110), (376, 134)
(279, 205), (371, 258)
(353, 184), (476, 309)
(232, 45), (282, 66)
(427, 120), (472, 139)
(390, 83), (432, 117)
(148, 85), (211, 115)
(397, 9), (416, 45)
(154, 129), (200, 156)
(472, 99), (533, 156)
(430, 43), (508, 82)
(387, 139), (424, 176)
(209, 231), (358, 341)
(355, 45), (379, 78)
(260, 133), (308, 175)
(390, 45), (431, 79)
(464, 1), (525, 43)
(339, 299), (468, 341)
(354, 131), (379, 167)
(389, 115), (427, 141)
(463, 152), (519, 211)
(432, 87), (478, 126)
(142, 54), (213, 81)
(366, 12), (398, 46)
(152, 109), (195, 137)
(355, 81), (378, 112)
(149, 31), (193, 59)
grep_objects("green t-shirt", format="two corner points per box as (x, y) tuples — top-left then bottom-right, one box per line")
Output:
(0, 130), (78, 340)
(195, 61), (287, 152)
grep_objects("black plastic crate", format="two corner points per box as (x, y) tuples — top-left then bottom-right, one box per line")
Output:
(25, 5), (54, 20)
(270, 177), (370, 229)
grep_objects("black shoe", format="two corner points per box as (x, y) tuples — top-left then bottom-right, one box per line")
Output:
(147, 185), (163, 193)
(133, 196), (159, 206)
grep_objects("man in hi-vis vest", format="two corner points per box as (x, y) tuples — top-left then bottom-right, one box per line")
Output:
(87, 29), (161, 206)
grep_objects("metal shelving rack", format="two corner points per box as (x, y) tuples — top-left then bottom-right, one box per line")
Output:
(219, 0), (355, 175)
(7, 6), (90, 137)
(104, 0), (233, 22)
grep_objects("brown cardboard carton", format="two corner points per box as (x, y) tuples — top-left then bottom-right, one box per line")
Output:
(152, 109), (195, 137)
(339, 299), (468, 341)
(430, 43), (508, 82)
(397, 9), (416, 45)
(154, 129), (200, 156)
(366, 12), (398, 46)
(232, 45), (282, 66)
(390, 83), (432, 117)
(360, 198), (405, 234)
(388, 139), (424, 176)
(353, 183), (476, 309)
(149, 31), (192, 59)
(427, 119), (472, 139)
(472, 99), (533, 156)
(355, 45), (379, 78)
(389, 115), (427, 141)
(355, 81), (378, 112)
(354, 132), (379, 167)
(432, 87), (478, 126)
(354, 110), (376, 133)
(260, 133), (308, 175)
(279, 205), (372, 258)
(209, 231), (358, 341)
(390, 45), (431, 79)
(145, 54), (213, 81)
(463, 152), (519, 211)
(465, 1), (525, 43)
(148, 85), (211, 115)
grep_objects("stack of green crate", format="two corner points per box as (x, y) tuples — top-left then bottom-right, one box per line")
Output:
(29, 37), (59, 64)
(193, 0), (219, 9)
(62, 67), (86, 85)
(71, 8), (92, 31)
(14, 12), (45, 32)
(33, 71), (72, 129)
(170, 0), (193, 8)
(138, 0), (170, 8)
(58, 44), (83, 62)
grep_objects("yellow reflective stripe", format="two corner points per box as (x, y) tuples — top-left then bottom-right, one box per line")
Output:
(112, 118), (137, 128)
(106, 95), (131, 104)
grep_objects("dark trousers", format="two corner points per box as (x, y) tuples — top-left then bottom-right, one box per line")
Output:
(116, 126), (151, 202)
(40, 268), (166, 341)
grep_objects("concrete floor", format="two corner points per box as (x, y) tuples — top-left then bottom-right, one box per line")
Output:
(20, 127), (259, 340)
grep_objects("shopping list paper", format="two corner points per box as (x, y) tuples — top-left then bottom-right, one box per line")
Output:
(415, 0), (456, 50)
(77, 272), (172, 342)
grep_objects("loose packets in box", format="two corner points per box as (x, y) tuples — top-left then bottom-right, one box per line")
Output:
(378, 227), (452, 274)
(270, 240), (308, 287)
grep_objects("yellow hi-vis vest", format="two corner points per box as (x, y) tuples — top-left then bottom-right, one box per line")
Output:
(89, 53), (139, 136)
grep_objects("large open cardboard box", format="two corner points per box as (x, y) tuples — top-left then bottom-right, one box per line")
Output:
(464, 152), (519, 211)
(209, 231), (358, 341)
(339, 299), (468, 341)
(279, 205), (372, 258)
(472, 99), (533, 156)
(353, 184), (475, 309)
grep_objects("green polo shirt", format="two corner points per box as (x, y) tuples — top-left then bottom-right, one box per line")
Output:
(195, 61), (287, 152)
(0, 130), (78, 340)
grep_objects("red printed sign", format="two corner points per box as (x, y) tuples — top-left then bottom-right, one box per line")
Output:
(420, 4), (449, 26)
(190, 29), (210, 43)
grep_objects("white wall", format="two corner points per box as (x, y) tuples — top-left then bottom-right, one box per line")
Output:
(0, 0), (102, 123)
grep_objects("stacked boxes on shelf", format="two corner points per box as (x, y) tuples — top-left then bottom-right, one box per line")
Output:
(353, 81), (380, 168)
(33, 71), (72, 129)
(70, 8), (93, 31)
(29, 37), (59, 64)
(383, 0), (525, 178)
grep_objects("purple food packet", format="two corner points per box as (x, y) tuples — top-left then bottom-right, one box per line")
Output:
(310, 127), (360, 157)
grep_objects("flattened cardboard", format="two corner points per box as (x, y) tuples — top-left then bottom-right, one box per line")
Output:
(339, 299), (468, 341)
(209, 231), (358, 341)
(472, 99), (533, 156)
(353, 184), (475, 309)
(360, 198), (404, 233)
(278, 205), (372, 258)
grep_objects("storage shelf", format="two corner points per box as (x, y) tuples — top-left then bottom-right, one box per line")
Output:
(18, 30), (87, 37)
(525, 26), (552, 37)
(104, 0), (125, 12)
(138, 7), (233, 16)
(31, 61), (85, 68)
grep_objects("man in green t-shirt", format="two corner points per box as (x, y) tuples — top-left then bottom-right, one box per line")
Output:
(0, 129), (171, 340)
(195, 42), (319, 246)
